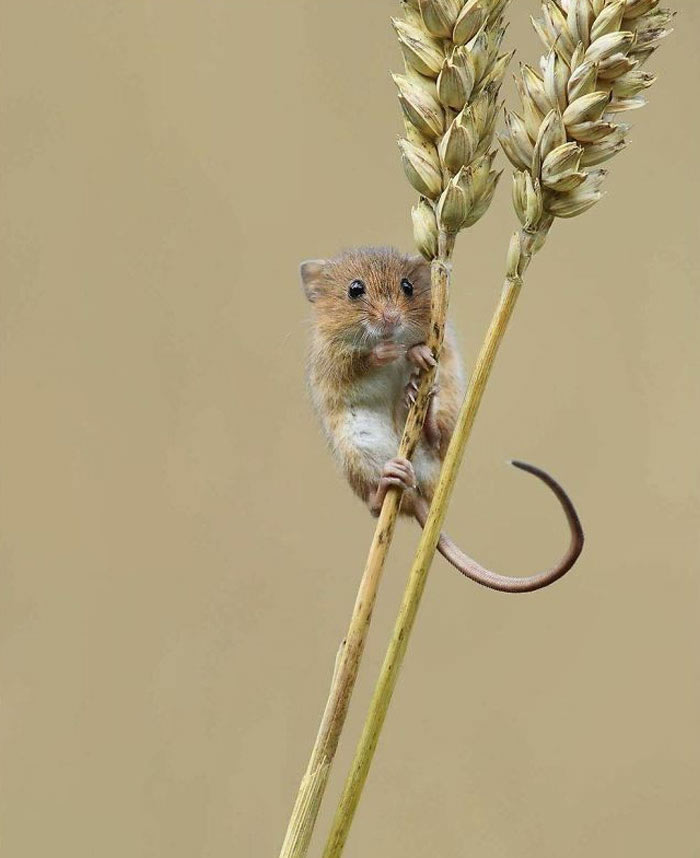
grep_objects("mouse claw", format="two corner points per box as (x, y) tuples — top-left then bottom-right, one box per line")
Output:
(403, 378), (420, 409)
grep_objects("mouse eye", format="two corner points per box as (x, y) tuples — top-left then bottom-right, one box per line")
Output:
(401, 278), (414, 297)
(348, 279), (366, 299)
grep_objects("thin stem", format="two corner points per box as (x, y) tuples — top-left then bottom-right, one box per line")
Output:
(277, 249), (452, 858)
(321, 273), (524, 858)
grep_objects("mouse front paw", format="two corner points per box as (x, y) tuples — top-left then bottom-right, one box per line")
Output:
(407, 343), (437, 372)
(369, 342), (407, 367)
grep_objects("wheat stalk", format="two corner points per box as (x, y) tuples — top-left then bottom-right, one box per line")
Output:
(320, 2), (673, 854)
(277, 2), (511, 856)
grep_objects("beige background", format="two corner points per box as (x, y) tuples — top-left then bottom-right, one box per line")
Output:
(0, 2), (697, 856)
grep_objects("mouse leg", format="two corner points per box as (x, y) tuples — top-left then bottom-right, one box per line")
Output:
(422, 385), (442, 450)
(369, 458), (417, 516)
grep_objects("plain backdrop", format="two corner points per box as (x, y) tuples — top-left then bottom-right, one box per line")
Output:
(0, 2), (698, 856)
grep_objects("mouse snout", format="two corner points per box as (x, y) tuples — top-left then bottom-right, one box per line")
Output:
(380, 306), (402, 332)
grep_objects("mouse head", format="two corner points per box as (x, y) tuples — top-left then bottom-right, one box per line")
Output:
(299, 247), (431, 349)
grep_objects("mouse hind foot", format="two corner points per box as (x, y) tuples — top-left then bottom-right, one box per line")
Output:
(369, 457), (418, 517)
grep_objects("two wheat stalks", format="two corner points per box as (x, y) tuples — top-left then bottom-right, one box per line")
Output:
(279, 1), (673, 855)
(278, 4), (510, 857)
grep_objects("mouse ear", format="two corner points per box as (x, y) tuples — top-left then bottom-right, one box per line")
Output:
(300, 259), (327, 303)
(406, 255), (432, 288)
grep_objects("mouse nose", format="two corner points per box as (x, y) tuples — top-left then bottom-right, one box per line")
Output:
(381, 307), (401, 330)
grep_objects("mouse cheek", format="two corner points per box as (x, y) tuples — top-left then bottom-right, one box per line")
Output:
(360, 316), (381, 342)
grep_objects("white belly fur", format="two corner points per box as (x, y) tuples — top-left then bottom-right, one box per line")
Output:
(337, 360), (441, 490)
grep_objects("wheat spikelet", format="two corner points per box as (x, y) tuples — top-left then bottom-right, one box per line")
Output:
(392, 0), (514, 258)
(499, 0), (674, 277)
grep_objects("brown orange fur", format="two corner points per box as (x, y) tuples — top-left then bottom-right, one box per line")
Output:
(302, 247), (465, 514)
(300, 247), (585, 593)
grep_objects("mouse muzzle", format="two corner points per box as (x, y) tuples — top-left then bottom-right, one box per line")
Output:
(379, 307), (402, 335)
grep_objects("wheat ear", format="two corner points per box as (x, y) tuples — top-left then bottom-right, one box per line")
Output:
(395, 0), (511, 255)
(277, 3), (511, 856)
(320, 1), (673, 854)
(500, 0), (674, 272)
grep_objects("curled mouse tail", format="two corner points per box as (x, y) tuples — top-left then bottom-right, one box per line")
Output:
(412, 460), (584, 594)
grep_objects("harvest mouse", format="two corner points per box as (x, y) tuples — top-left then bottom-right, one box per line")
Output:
(300, 246), (583, 592)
